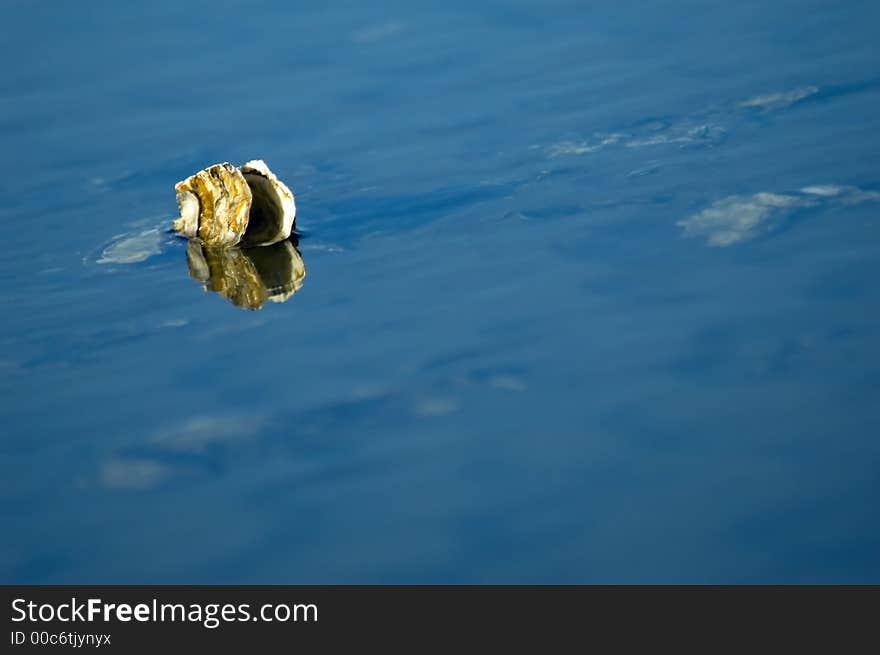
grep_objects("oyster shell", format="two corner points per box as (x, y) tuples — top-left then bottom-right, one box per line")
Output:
(173, 162), (253, 247)
(239, 160), (297, 246)
(173, 160), (296, 248)
(186, 239), (306, 310)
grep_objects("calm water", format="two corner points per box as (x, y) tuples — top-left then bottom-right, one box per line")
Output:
(2, 0), (879, 583)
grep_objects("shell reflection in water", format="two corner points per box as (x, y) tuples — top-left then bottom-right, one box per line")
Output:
(186, 239), (306, 310)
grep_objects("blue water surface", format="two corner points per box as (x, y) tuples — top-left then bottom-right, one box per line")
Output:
(1, 0), (879, 582)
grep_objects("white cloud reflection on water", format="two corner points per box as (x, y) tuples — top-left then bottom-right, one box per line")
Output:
(99, 458), (167, 490)
(544, 121), (725, 158)
(678, 192), (806, 247)
(738, 86), (819, 109)
(544, 85), (822, 161)
(352, 21), (405, 44)
(678, 185), (880, 247)
(546, 134), (623, 157)
(149, 415), (266, 453)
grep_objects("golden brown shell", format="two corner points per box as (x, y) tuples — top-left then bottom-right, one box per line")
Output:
(173, 163), (253, 247)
